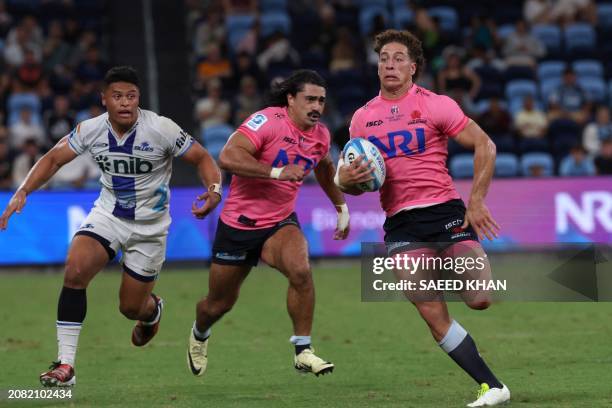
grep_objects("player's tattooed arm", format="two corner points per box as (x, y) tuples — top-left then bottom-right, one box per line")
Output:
(219, 131), (304, 181)
(454, 120), (500, 240)
(315, 154), (350, 239)
(0, 136), (77, 230)
(181, 141), (222, 219)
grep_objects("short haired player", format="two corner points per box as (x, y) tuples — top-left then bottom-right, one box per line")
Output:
(0, 66), (222, 387)
(187, 70), (349, 377)
(336, 30), (510, 407)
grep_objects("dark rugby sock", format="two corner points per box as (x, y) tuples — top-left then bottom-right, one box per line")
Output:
(438, 320), (503, 389)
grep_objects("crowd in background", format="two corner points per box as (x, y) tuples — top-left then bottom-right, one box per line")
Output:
(186, 0), (612, 178)
(0, 0), (106, 191)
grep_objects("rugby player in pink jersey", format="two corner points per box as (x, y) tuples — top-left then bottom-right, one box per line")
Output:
(337, 30), (510, 406)
(187, 70), (350, 377)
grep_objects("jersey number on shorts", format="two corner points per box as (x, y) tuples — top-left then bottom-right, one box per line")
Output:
(367, 128), (425, 158)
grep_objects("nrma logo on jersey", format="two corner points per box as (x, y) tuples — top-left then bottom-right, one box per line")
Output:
(366, 129), (426, 157)
(95, 155), (153, 175)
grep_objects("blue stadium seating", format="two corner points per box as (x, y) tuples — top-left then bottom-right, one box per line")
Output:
(521, 152), (554, 176)
(572, 60), (604, 79)
(259, 0), (287, 12)
(598, 3), (612, 28)
(577, 77), (607, 103)
(564, 23), (596, 56)
(359, 6), (389, 36)
(537, 61), (566, 81)
(531, 24), (562, 55)
(449, 154), (475, 179)
(225, 14), (255, 51)
(496, 24), (515, 40)
(495, 153), (519, 177)
(428, 6), (459, 33)
(540, 77), (563, 105)
(7, 92), (42, 125)
(505, 79), (538, 101)
(393, 6), (414, 29)
(260, 11), (292, 37)
(202, 124), (233, 159)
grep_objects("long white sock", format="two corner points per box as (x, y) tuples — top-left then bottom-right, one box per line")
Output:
(56, 321), (82, 367)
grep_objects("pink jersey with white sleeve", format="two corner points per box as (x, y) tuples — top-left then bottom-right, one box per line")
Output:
(349, 85), (469, 216)
(221, 106), (331, 229)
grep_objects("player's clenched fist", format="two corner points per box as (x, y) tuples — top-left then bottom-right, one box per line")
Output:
(278, 164), (305, 182)
(0, 189), (27, 230)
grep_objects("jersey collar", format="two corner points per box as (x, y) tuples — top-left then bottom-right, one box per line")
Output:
(379, 83), (418, 102)
(105, 108), (141, 142)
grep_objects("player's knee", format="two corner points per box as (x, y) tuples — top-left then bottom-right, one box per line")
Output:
(288, 265), (312, 289)
(63, 262), (89, 288)
(467, 299), (491, 310)
(119, 302), (142, 320)
(208, 298), (234, 317)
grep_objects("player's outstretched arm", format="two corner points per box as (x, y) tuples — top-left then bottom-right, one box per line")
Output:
(0, 136), (77, 230)
(454, 120), (500, 240)
(180, 141), (223, 219)
(219, 131), (304, 181)
(315, 154), (350, 240)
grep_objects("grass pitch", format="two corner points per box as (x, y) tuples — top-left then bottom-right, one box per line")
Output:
(1, 263), (611, 407)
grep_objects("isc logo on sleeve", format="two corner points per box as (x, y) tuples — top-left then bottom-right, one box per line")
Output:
(246, 113), (268, 131)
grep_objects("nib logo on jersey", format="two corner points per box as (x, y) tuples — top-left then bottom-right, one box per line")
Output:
(94, 154), (153, 175)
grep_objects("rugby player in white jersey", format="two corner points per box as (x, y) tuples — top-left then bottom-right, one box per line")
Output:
(0, 66), (222, 387)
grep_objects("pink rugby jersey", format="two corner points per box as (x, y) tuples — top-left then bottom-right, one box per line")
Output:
(221, 106), (331, 229)
(349, 84), (470, 216)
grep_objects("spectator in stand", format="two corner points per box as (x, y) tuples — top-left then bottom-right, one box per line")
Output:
(437, 47), (481, 108)
(515, 95), (548, 139)
(256, 31), (300, 72)
(548, 68), (590, 125)
(11, 138), (42, 189)
(16, 47), (43, 89)
(45, 95), (75, 145)
(559, 145), (596, 176)
(594, 139), (612, 175)
(583, 105), (612, 155)
(0, 129), (13, 189)
(227, 51), (263, 93)
(9, 107), (45, 150)
(195, 78), (231, 130)
(233, 75), (262, 126)
(477, 97), (512, 137)
(329, 27), (359, 72)
(413, 7), (447, 69)
(468, 15), (500, 51)
(196, 43), (232, 89)
(42, 20), (72, 72)
(76, 46), (107, 83)
(193, 9), (226, 58)
(0, 0), (13, 38)
(502, 20), (545, 69)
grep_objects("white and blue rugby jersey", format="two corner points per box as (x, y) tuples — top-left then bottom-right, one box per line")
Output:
(67, 109), (194, 221)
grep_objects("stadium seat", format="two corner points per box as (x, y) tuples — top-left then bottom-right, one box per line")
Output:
(598, 3), (612, 28)
(225, 14), (255, 51)
(449, 154), (475, 179)
(564, 23), (596, 56)
(428, 6), (459, 33)
(7, 92), (42, 125)
(202, 124), (233, 159)
(519, 137), (550, 154)
(531, 24), (562, 55)
(474, 65), (504, 100)
(572, 60), (604, 79)
(260, 11), (292, 37)
(495, 153), (519, 177)
(496, 24), (515, 40)
(577, 77), (607, 103)
(259, 0), (287, 12)
(359, 6), (389, 36)
(537, 61), (566, 81)
(505, 79), (538, 101)
(540, 77), (562, 105)
(520, 152), (554, 176)
(393, 6), (414, 29)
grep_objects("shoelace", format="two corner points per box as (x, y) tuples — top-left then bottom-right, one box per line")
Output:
(476, 383), (490, 399)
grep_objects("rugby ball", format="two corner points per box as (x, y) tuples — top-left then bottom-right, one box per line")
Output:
(343, 138), (386, 192)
